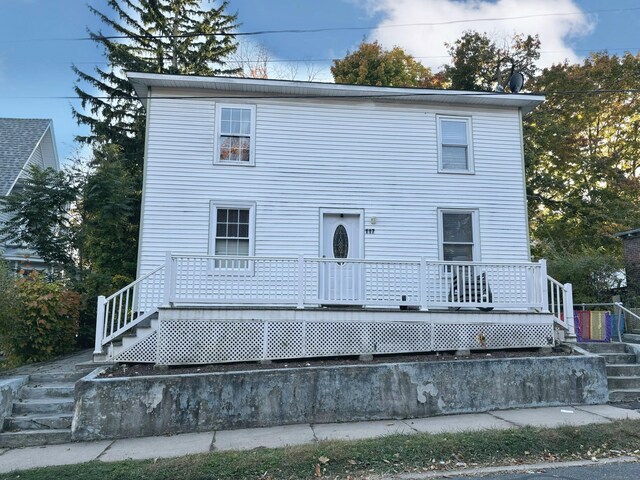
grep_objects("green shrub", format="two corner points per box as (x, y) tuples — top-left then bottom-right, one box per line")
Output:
(0, 261), (19, 360)
(71, 271), (114, 349)
(0, 271), (80, 365)
(547, 250), (623, 303)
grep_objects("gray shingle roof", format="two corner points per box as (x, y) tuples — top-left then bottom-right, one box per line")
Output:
(0, 118), (51, 196)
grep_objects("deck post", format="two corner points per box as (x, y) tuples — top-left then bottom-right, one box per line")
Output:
(163, 252), (173, 305)
(94, 295), (106, 355)
(297, 254), (305, 309)
(563, 282), (576, 339)
(539, 259), (549, 312)
(420, 257), (428, 311)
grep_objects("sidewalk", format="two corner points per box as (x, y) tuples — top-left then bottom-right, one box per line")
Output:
(1, 404), (639, 474)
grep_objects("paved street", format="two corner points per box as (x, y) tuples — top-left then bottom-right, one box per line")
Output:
(389, 458), (640, 479)
(450, 461), (640, 479)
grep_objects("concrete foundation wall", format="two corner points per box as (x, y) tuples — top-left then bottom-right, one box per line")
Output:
(72, 355), (608, 441)
(0, 376), (28, 432)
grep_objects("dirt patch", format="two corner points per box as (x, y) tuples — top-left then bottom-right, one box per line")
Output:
(100, 347), (575, 378)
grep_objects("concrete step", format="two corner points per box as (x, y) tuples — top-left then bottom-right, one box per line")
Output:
(12, 398), (74, 415)
(609, 389), (640, 403)
(624, 334), (640, 344)
(3, 413), (72, 431)
(578, 342), (628, 353)
(607, 376), (640, 390)
(599, 353), (638, 365)
(76, 359), (110, 370)
(606, 364), (640, 376)
(19, 383), (75, 399)
(28, 371), (87, 383)
(91, 353), (114, 363)
(0, 429), (71, 448)
(120, 327), (155, 348)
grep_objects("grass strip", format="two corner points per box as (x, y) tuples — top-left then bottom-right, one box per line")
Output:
(2, 419), (640, 480)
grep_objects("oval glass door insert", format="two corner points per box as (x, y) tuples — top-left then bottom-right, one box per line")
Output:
(333, 224), (349, 259)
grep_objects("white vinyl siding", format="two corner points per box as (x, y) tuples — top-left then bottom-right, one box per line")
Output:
(438, 116), (473, 173)
(138, 88), (530, 277)
(214, 104), (256, 165)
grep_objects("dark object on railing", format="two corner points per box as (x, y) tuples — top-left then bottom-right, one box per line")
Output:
(448, 270), (494, 311)
(400, 294), (420, 311)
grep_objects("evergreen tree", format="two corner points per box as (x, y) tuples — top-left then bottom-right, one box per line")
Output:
(73, 0), (240, 169)
(72, 0), (240, 280)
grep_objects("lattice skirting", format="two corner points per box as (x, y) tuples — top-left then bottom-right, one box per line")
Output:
(145, 314), (555, 365)
(114, 332), (158, 363)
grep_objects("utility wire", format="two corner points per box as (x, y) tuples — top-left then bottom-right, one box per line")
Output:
(88, 7), (640, 40)
(4, 6), (639, 42)
(24, 46), (640, 66)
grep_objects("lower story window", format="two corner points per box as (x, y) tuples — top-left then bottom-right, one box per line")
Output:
(210, 203), (255, 269)
(440, 210), (477, 261)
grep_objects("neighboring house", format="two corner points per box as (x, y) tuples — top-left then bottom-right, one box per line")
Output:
(0, 118), (59, 273)
(94, 74), (574, 365)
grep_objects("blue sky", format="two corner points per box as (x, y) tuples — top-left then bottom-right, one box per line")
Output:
(1, 0), (639, 162)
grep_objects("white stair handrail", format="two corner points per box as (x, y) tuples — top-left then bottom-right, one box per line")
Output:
(94, 265), (165, 351)
(546, 275), (575, 338)
(614, 302), (640, 343)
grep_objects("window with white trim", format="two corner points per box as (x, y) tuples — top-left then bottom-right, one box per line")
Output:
(439, 210), (477, 261)
(438, 116), (473, 173)
(215, 104), (256, 165)
(210, 203), (255, 269)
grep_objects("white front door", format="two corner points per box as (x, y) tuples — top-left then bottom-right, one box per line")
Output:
(320, 213), (363, 303)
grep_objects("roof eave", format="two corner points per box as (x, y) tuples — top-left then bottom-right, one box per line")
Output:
(127, 72), (544, 113)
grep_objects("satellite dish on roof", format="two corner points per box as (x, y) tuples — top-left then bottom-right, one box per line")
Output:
(509, 72), (525, 93)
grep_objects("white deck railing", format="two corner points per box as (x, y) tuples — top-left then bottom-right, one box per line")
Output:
(167, 254), (548, 310)
(95, 254), (574, 352)
(546, 275), (575, 337)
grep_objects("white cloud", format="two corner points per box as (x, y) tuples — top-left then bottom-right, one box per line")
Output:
(358, 0), (593, 70)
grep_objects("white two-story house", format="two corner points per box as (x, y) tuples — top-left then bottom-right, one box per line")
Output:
(94, 74), (574, 365)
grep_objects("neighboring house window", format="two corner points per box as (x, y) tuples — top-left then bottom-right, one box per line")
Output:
(439, 210), (478, 261)
(438, 116), (473, 173)
(214, 104), (256, 165)
(209, 202), (255, 269)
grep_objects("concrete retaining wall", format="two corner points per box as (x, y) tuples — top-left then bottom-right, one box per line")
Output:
(0, 376), (28, 432)
(72, 355), (608, 441)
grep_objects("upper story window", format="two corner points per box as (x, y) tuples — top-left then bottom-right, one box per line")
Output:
(438, 116), (473, 173)
(214, 104), (256, 165)
(439, 210), (478, 261)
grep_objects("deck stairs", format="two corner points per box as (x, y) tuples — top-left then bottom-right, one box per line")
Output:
(96, 314), (159, 363)
(578, 342), (640, 403)
(0, 365), (95, 448)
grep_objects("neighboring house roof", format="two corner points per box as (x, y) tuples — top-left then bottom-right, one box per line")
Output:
(0, 118), (58, 197)
(126, 72), (545, 114)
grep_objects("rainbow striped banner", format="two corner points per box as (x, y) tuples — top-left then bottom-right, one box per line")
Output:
(574, 310), (611, 342)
